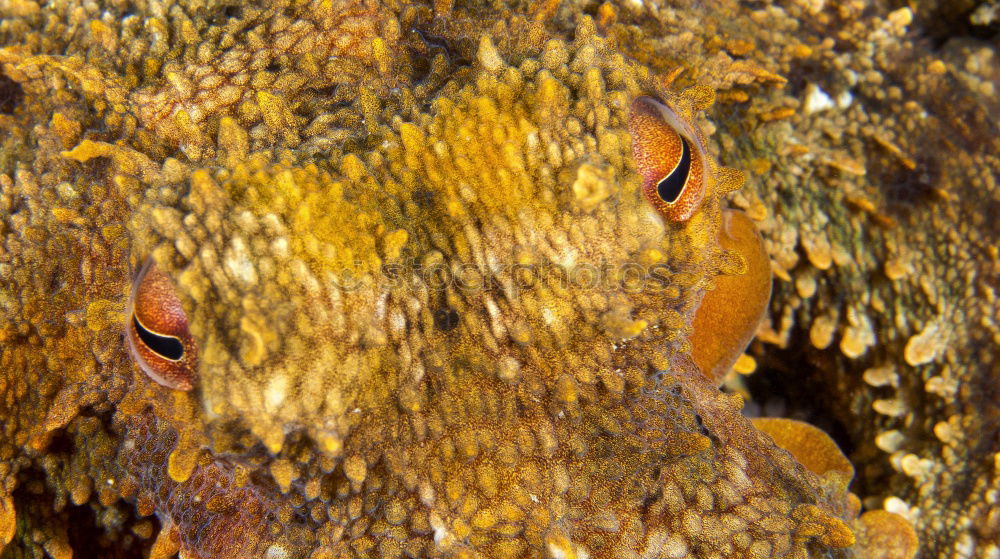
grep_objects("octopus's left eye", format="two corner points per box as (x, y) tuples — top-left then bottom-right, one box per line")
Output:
(125, 259), (198, 391)
(628, 96), (708, 222)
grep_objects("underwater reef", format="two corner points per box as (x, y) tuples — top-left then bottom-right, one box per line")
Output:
(0, 0), (996, 558)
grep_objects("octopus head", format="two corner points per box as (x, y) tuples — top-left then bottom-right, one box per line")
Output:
(124, 74), (746, 463)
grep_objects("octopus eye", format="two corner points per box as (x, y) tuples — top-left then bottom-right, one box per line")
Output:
(125, 259), (198, 391)
(628, 96), (708, 222)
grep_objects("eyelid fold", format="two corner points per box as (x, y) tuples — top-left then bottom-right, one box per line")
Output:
(125, 259), (199, 391)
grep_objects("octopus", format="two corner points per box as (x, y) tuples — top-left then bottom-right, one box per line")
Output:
(0, 0), (994, 558)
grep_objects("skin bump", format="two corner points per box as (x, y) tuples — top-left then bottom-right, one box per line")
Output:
(689, 209), (772, 385)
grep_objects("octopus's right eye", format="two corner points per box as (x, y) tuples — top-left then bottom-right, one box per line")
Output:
(125, 259), (199, 391)
(628, 96), (708, 222)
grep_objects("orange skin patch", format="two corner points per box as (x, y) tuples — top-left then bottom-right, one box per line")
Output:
(751, 417), (854, 487)
(628, 96), (707, 222)
(855, 510), (920, 559)
(126, 260), (199, 391)
(690, 209), (772, 385)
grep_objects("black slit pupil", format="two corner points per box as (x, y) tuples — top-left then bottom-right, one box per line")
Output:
(133, 316), (184, 361)
(656, 135), (691, 204)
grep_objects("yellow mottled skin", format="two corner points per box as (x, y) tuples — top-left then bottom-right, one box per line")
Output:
(0, 0), (972, 558)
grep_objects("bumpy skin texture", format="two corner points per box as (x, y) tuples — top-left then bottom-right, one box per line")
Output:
(0, 1), (993, 559)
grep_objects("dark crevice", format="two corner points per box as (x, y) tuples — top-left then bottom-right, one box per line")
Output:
(743, 342), (857, 461)
(65, 500), (157, 559)
(0, 70), (24, 115)
(895, 0), (1000, 48)
(8, 446), (153, 558)
(870, 152), (942, 219)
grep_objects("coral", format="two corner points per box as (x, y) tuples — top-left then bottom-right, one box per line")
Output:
(690, 2), (999, 557)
